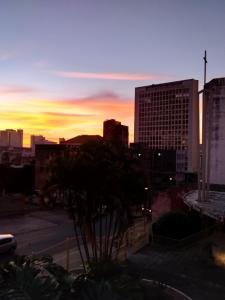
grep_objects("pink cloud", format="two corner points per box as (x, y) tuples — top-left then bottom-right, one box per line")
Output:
(0, 86), (37, 94)
(45, 111), (94, 117)
(53, 71), (169, 81)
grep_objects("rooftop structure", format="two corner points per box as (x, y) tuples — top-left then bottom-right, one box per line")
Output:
(103, 119), (129, 147)
(184, 190), (225, 221)
(31, 135), (56, 154)
(60, 135), (102, 145)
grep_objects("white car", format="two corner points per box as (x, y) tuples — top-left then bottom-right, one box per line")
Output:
(0, 234), (17, 254)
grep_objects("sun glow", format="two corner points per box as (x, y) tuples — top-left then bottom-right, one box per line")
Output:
(0, 94), (133, 147)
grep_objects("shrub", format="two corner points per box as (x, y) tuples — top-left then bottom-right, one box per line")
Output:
(153, 211), (201, 239)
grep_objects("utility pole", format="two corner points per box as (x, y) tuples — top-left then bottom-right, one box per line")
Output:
(201, 50), (208, 202)
(204, 50), (207, 85)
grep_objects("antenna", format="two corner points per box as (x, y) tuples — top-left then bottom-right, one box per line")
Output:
(203, 50), (207, 85)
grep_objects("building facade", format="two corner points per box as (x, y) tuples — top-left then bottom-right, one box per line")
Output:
(31, 135), (56, 154)
(134, 79), (199, 174)
(0, 129), (23, 148)
(201, 77), (225, 190)
(103, 119), (129, 147)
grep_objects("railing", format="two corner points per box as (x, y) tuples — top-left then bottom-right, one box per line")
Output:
(34, 218), (151, 271)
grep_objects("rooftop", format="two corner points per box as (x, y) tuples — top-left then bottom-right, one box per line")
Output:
(184, 190), (225, 220)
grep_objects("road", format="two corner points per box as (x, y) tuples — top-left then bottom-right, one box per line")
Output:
(0, 209), (119, 270)
(0, 209), (75, 262)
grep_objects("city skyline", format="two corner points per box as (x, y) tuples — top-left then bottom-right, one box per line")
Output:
(0, 0), (225, 146)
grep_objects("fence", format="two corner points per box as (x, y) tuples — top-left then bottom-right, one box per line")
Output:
(34, 218), (151, 271)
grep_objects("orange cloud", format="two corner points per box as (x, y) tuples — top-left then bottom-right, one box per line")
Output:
(0, 92), (134, 147)
(53, 71), (169, 81)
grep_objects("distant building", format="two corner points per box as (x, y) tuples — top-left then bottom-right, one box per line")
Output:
(103, 119), (129, 146)
(36, 135), (102, 190)
(130, 143), (191, 189)
(31, 135), (56, 154)
(35, 144), (67, 190)
(59, 138), (65, 144)
(134, 79), (199, 175)
(60, 135), (102, 146)
(201, 77), (225, 190)
(0, 129), (23, 148)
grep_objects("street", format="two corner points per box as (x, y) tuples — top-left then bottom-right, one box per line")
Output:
(0, 209), (123, 270)
(0, 209), (75, 262)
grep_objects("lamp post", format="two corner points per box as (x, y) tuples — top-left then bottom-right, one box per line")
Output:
(144, 187), (152, 221)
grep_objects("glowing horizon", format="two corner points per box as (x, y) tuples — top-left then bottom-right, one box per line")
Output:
(0, 92), (134, 147)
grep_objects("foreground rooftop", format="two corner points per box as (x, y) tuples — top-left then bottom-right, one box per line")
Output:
(184, 190), (225, 220)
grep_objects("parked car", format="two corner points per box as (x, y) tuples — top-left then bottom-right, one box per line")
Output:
(0, 234), (17, 254)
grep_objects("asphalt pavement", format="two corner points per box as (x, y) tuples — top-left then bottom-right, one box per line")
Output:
(0, 209), (75, 262)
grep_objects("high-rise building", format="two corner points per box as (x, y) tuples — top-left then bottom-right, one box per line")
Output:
(0, 129), (23, 147)
(134, 79), (199, 174)
(103, 119), (129, 147)
(201, 77), (225, 190)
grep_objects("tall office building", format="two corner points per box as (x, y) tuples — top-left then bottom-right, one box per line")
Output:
(0, 129), (23, 147)
(103, 119), (129, 147)
(134, 79), (199, 174)
(201, 77), (225, 190)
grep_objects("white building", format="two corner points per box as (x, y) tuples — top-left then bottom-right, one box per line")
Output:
(31, 135), (56, 154)
(0, 129), (23, 147)
(202, 77), (225, 189)
(134, 79), (199, 173)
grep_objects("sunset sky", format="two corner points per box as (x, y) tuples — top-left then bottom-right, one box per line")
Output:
(0, 0), (225, 146)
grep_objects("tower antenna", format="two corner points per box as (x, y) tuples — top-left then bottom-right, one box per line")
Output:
(203, 50), (207, 85)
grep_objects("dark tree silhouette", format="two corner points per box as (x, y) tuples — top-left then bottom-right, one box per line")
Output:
(48, 141), (148, 270)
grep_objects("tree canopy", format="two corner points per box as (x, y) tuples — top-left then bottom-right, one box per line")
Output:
(48, 141), (149, 268)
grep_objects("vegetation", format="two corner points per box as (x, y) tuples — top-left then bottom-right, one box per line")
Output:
(0, 255), (72, 300)
(152, 210), (202, 239)
(48, 140), (149, 270)
(0, 255), (174, 300)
